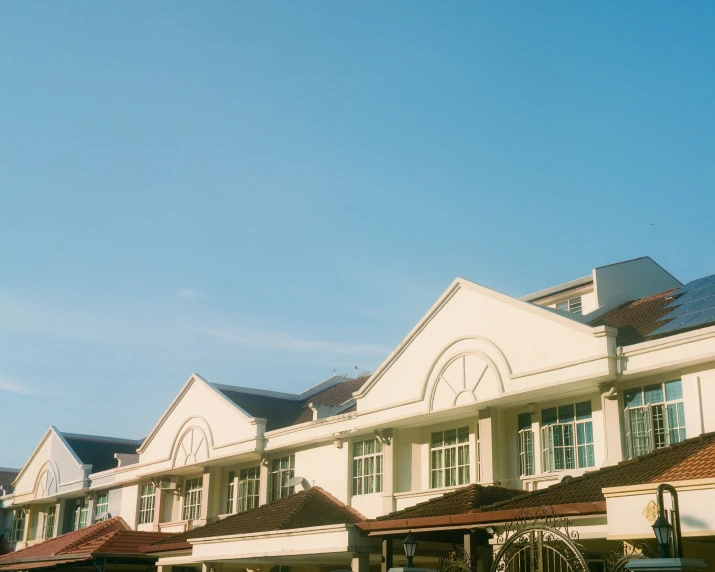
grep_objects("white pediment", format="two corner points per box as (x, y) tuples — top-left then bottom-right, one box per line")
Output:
(138, 374), (265, 466)
(355, 278), (616, 414)
(12, 428), (86, 501)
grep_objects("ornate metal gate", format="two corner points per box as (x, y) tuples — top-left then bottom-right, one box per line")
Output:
(604, 540), (658, 572)
(490, 507), (589, 572)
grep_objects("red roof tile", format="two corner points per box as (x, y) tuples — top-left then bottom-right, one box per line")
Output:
(146, 486), (364, 553)
(0, 517), (170, 568)
(590, 289), (677, 346)
(376, 485), (522, 521)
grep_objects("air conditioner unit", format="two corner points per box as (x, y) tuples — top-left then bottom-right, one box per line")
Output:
(158, 477), (178, 491)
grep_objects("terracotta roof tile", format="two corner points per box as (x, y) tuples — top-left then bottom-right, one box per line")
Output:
(146, 487), (363, 552)
(377, 485), (523, 521)
(0, 517), (170, 566)
(217, 376), (369, 431)
(486, 432), (715, 511)
(591, 289), (677, 346)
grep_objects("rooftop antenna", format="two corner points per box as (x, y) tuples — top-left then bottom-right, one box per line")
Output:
(333, 369), (336, 377)
(355, 366), (358, 378)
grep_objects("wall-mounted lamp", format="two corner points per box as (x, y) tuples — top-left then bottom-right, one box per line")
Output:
(403, 531), (417, 568)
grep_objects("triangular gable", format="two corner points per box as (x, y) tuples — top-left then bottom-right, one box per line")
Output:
(355, 278), (616, 414)
(137, 374), (266, 466)
(11, 427), (87, 501)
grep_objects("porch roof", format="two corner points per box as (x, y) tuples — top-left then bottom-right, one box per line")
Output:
(144, 486), (364, 553)
(0, 517), (170, 570)
(360, 432), (715, 534)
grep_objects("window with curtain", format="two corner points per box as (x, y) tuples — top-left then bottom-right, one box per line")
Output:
(352, 439), (383, 495)
(43, 506), (56, 539)
(9, 510), (26, 542)
(138, 483), (156, 525)
(541, 401), (594, 472)
(270, 455), (295, 501)
(624, 380), (685, 458)
(430, 427), (470, 488)
(518, 412), (535, 476)
(94, 492), (109, 519)
(182, 477), (203, 520)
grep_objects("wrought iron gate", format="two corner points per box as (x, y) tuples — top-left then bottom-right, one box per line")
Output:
(490, 507), (589, 572)
(604, 540), (657, 572)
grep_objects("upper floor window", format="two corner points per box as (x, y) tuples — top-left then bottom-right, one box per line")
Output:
(541, 401), (594, 472)
(270, 455), (295, 501)
(237, 466), (260, 512)
(225, 471), (236, 514)
(431, 427), (470, 488)
(624, 380), (685, 459)
(517, 413), (535, 476)
(182, 477), (203, 520)
(73, 501), (88, 531)
(556, 297), (582, 314)
(138, 483), (156, 525)
(9, 510), (26, 542)
(352, 439), (383, 496)
(94, 492), (109, 520)
(44, 506), (56, 539)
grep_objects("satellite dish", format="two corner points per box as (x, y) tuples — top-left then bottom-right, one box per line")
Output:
(286, 476), (305, 488)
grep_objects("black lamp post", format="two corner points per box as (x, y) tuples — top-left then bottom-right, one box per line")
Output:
(652, 484), (683, 559)
(403, 532), (417, 568)
(652, 514), (673, 558)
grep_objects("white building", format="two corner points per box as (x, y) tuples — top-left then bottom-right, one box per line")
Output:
(2, 256), (715, 572)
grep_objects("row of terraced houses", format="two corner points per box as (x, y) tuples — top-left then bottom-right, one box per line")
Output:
(2, 256), (715, 572)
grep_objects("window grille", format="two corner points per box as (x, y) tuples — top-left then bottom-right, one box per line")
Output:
(138, 483), (156, 524)
(237, 467), (260, 512)
(430, 427), (470, 488)
(624, 380), (685, 458)
(518, 412), (535, 476)
(270, 455), (295, 501)
(182, 477), (203, 520)
(541, 401), (594, 471)
(9, 510), (26, 542)
(352, 439), (383, 495)
(44, 506), (56, 539)
(556, 296), (582, 314)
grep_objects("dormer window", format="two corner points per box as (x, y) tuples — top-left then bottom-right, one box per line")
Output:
(556, 297), (582, 314)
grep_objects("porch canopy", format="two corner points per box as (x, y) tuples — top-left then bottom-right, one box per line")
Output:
(145, 487), (376, 570)
(0, 517), (171, 572)
(358, 432), (715, 571)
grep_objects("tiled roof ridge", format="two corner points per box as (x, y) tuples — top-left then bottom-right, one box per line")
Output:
(484, 431), (715, 512)
(63, 529), (123, 554)
(58, 517), (130, 554)
(279, 487), (317, 529)
(307, 486), (366, 522)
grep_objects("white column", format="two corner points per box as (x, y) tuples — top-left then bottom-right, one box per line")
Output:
(478, 408), (500, 484)
(259, 457), (270, 505)
(382, 429), (395, 514)
(600, 382), (624, 465)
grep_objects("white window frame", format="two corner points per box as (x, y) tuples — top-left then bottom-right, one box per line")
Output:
(270, 455), (295, 501)
(73, 502), (88, 531)
(624, 380), (686, 459)
(94, 492), (109, 519)
(182, 477), (203, 521)
(430, 426), (470, 489)
(237, 466), (260, 512)
(43, 506), (56, 539)
(541, 401), (594, 472)
(352, 438), (383, 496)
(225, 471), (236, 514)
(517, 413), (535, 477)
(138, 483), (156, 525)
(9, 509), (26, 542)
(556, 296), (582, 314)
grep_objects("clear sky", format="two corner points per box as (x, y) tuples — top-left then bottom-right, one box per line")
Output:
(1, 2), (714, 468)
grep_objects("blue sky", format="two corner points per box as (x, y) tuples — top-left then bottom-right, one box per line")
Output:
(1, 2), (714, 468)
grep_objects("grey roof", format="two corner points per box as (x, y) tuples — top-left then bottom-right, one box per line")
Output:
(0, 468), (19, 492)
(61, 433), (143, 474)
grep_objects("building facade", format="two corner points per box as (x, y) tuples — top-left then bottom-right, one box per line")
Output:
(2, 256), (715, 571)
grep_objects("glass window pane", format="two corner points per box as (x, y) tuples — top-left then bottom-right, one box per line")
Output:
(665, 380), (683, 401)
(457, 427), (469, 443)
(624, 388), (643, 407)
(444, 429), (457, 446)
(518, 413), (532, 430)
(576, 401), (592, 420)
(353, 442), (363, 456)
(431, 431), (443, 447)
(542, 408), (558, 426)
(644, 384), (664, 404)
(558, 404), (575, 423)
